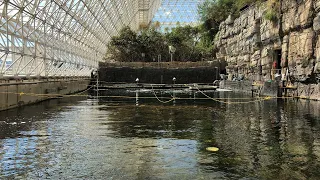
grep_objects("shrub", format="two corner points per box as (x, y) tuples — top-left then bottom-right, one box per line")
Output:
(264, 0), (280, 22)
(264, 9), (278, 22)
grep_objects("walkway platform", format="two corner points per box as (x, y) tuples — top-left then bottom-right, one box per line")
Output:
(95, 83), (218, 91)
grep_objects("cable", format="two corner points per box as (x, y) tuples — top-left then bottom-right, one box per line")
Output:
(195, 86), (266, 104)
(151, 84), (176, 104)
(0, 86), (312, 107)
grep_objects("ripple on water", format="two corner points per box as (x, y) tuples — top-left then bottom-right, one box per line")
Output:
(0, 92), (320, 179)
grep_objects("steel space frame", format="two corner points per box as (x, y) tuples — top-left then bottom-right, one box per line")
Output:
(0, 0), (160, 78)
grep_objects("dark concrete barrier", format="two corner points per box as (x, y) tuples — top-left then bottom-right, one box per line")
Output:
(99, 67), (219, 84)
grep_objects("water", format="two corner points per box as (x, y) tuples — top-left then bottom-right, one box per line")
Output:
(1, 89), (320, 179)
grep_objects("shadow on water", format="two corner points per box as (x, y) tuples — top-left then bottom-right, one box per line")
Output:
(0, 89), (320, 179)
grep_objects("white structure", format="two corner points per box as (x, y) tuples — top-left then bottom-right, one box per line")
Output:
(152, 0), (204, 32)
(0, 0), (202, 78)
(0, 0), (161, 78)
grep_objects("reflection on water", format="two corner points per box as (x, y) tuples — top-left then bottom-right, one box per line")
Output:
(0, 90), (320, 179)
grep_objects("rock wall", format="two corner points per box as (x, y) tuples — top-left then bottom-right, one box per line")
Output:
(215, 0), (320, 83)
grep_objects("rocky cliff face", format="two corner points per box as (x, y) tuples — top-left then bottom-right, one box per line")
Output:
(215, 0), (320, 83)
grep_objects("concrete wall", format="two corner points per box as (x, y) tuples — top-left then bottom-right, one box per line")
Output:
(220, 80), (320, 100)
(0, 79), (89, 111)
(220, 80), (279, 97)
(287, 82), (320, 100)
(220, 80), (253, 93)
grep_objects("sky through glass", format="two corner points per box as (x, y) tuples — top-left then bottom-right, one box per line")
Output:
(152, 0), (204, 32)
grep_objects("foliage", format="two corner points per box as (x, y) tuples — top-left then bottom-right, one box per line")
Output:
(264, 9), (277, 22)
(107, 27), (139, 62)
(264, 0), (280, 22)
(198, 0), (263, 40)
(106, 25), (213, 62)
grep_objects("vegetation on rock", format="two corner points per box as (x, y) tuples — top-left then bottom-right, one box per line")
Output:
(198, 0), (263, 39)
(264, 0), (280, 22)
(264, 9), (278, 22)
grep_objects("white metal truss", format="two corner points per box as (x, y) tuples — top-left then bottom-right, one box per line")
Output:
(138, 0), (161, 28)
(0, 0), (160, 78)
(152, 0), (204, 32)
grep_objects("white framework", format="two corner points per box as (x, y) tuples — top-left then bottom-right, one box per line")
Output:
(0, 0), (160, 78)
(152, 0), (204, 32)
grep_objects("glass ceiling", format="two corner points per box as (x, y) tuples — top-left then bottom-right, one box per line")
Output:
(0, 0), (202, 77)
(152, 0), (204, 32)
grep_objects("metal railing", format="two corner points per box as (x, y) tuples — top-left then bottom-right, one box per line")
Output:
(271, 69), (282, 80)
(100, 61), (221, 69)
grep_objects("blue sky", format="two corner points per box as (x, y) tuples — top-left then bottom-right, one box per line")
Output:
(152, 0), (204, 31)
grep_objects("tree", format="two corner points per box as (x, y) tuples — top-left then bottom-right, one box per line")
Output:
(107, 26), (139, 62)
(106, 25), (214, 62)
(164, 27), (170, 34)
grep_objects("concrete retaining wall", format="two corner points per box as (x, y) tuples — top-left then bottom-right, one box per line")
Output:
(220, 80), (279, 97)
(287, 83), (320, 100)
(220, 80), (320, 100)
(0, 78), (89, 111)
(219, 80), (253, 93)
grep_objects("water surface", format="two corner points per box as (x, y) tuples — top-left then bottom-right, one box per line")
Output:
(0, 90), (320, 179)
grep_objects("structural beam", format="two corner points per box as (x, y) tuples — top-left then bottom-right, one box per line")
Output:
(0, 0), (161, 78)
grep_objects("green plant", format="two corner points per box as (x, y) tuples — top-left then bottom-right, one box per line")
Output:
(264, 9), (278, 22)
(264, 0), (280, 22)
(106, 25), (214, 62)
